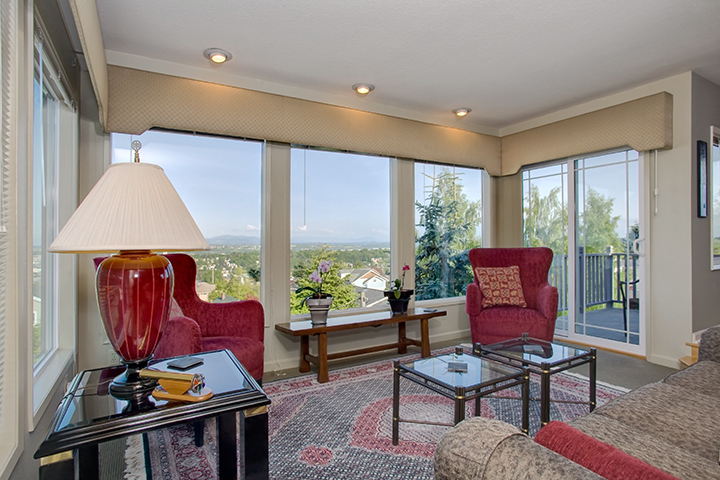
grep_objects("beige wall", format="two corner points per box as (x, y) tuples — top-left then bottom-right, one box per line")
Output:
(691, 74), (720, 333)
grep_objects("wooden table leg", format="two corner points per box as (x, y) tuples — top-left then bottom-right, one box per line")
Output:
(299, 335), (310, 373)
(218, 412), (238, 479)
(398, 322), (407, 354)
(317, 333), (329, 383)
(420, 318), (430, 357)
(78, 444), (99, 480)
(244, 407), (269, 480)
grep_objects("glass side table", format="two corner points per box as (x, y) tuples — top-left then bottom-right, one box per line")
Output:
(392, 347), (529, 445)
(475, 334), (597, 426)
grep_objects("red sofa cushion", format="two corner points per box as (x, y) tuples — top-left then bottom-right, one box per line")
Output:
(474, 265), (527, 308)
(534, 421), (680, 480)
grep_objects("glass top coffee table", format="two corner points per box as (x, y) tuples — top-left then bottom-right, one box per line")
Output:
(392, 347), (529, 445)
(475, 334), (597, 426)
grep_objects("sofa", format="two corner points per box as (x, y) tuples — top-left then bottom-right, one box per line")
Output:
(434, 325), (720, 480)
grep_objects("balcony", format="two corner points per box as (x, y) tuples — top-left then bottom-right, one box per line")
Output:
(550, 249), (640, 345)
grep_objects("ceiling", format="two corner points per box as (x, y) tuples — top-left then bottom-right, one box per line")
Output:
(95, 0), (720, 135)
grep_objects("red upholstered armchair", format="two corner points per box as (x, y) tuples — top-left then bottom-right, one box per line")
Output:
(96, 253), (265, 381)
(466, 247), (558, 345)
(155, 253), (265, 381)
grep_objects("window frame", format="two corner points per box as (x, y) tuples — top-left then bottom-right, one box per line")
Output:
(28, 21), (77, 431)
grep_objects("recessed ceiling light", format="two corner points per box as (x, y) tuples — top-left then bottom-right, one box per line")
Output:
(352, 83), (375, 95)
(453, 108), (471, 117)
(203, 48), (233, 64)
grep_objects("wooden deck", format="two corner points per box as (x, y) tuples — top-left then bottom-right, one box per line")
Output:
(554, 306), (640, 345)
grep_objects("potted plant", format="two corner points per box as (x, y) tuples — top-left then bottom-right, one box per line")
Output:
(296, 260), (334, 324)
(385, 264), (413, 315)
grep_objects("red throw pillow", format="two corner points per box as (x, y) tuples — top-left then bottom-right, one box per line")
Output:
(474, 265), (527, 308)
(534, 421), (680, 480)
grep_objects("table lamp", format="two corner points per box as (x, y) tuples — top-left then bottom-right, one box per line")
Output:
(49, 141), (209, 398)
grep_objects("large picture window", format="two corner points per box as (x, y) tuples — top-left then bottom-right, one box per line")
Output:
(414, 163), (483, 301)
(290, 148), (390, 314)
(112, 131), (263, 302)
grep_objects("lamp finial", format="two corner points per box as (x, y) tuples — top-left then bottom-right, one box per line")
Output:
(131, 140), (142, 163)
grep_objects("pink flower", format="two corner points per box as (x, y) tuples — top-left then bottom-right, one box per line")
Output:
(309, 270), (322, 283)
(402, 264), (410, 271)
(318, 260), (333, 273)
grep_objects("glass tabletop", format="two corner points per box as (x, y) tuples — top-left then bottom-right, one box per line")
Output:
(400, 348), (523, 389)
(478, 337), (591, 367)
(54, 349), (253, 434)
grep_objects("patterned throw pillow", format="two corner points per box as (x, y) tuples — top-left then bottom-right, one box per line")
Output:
(474, 265), (527, 308)
(169, 298), (184, 318)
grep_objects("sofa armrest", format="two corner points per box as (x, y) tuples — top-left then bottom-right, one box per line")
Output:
(465, 283), (484, 316)
(535, 283), (559, 321)
(435, 417), (604, 480)
(154, 316), (203, 359)
(698, 324), (720, 362)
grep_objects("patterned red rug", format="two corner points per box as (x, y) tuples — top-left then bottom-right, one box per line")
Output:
(124, 348), (627, 479)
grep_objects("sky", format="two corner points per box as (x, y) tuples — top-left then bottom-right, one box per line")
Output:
(112, 130), (484, 244)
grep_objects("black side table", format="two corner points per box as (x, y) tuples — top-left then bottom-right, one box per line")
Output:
(35, 349), (270, 480)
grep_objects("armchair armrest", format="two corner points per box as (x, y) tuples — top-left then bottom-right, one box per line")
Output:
(465, 282), (484, 316)
(535, 283), (559, 321)
(699, 325), (720, 362)
(153, 316), (203, 359)
(185, 298), (265, 341)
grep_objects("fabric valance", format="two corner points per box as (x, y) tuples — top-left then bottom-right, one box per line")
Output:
(106, 66), (503, 175)
(501, 92), (673, 175)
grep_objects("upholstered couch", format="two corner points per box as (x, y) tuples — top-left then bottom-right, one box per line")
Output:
(434, 325), (720, 480)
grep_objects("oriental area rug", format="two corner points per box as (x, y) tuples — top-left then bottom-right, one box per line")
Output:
(124, 348), (628, 480)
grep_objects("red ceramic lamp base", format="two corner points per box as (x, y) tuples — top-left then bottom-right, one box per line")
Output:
(96, 251), (174, 399)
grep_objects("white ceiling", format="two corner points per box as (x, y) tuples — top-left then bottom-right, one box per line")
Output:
(95, 0), (720, 134)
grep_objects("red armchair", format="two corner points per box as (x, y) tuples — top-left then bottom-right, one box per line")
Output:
(154, 253), (265, 381)
(96, 254), (265, 381)
(466, 247), (558, 345)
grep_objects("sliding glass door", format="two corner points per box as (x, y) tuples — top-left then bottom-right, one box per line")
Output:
(523, 149), (645, 354)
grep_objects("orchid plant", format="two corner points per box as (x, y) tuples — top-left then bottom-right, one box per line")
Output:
(296, 259), (333, 306)
(387, 264), (410, 299)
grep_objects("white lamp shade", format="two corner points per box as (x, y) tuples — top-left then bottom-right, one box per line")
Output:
(50, 162), (209, 253)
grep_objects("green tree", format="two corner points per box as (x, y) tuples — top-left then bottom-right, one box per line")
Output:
(290, 246), (359, 314)
(415, 169), (481, 300)
(523, 185), (567, 254)
(579, 187), (622, 253)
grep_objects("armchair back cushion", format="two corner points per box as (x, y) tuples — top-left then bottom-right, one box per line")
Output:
(466, 247), (558, 344)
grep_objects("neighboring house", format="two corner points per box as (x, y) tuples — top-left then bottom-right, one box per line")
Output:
(341, 268), (390, 291)
(195, 281), (216, 302)
(341, 268), (391, 308)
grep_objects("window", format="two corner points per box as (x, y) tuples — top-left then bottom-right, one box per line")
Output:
(111, 131), (263, 302)
(414, 163), (483, 301)
(290, 148), (390, 314)
(32, 57), (59, 365)
(30, 25), (78, 424)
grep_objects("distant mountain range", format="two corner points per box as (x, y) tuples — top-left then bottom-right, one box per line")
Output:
(205, 235), (388, 248)
(206, 235), (260, 245)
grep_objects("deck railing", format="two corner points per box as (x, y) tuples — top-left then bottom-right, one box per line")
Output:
(549, 248), (639, 313)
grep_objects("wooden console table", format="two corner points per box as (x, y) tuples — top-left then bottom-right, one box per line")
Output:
(275, 308), (446, 383)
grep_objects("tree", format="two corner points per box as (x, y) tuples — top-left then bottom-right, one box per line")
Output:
(415, 169), (481, 300)
(579, 187), (622, 253)
(290, 245), (359, 314)
(523, 185), (566, 254)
